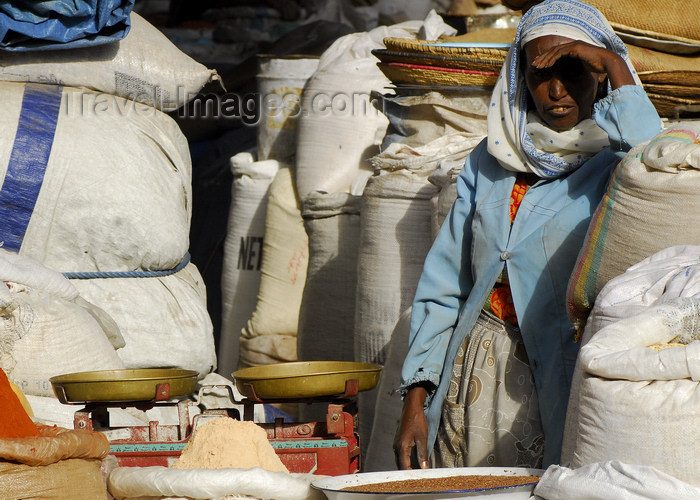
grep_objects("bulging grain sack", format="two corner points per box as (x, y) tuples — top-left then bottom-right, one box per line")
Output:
(71, 263), (215, 379)
(0, 81), (191, 274)
(239, 167), (308, 368)
(354, 165), (439, 463)
(219, 153), (280, 377)
(363, 307), (412, 472)
(0, 251), (124, 397)
(0, 13), (219, 111)
(0, 426), (109, 499)
(297, 191), (362, 363)
(572, 297), (700, 487)
(567, 123), (700, 331)
(561, 245), (700, 465)
(378, 90), (490, 150)
(294, 25), (412, 202)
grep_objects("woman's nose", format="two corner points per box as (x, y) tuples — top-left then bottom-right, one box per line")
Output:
(549, 77), (567, 100)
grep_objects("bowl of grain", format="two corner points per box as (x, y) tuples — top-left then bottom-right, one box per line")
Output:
(311, 467), (543, 500)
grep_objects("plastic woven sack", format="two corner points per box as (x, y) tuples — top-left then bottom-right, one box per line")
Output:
(567, 122), (700, 330)
(0, 425), (109, 466)
(0, 0), (134, 51)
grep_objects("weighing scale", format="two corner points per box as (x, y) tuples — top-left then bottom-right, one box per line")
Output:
(50, 362), (381, 476)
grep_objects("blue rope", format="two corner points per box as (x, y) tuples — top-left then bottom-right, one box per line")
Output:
(62, 253), (191, 280)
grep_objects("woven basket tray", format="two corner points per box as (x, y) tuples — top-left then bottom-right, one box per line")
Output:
(383, 37), (510, 60)
(647, 93), (700, 118)
(377, 62), (500, 88)
(373, 49), (505, 73)
(643, 83), (700, 99)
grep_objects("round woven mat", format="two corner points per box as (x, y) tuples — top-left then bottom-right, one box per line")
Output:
(373, 49), (505, 73)
(377, 62), (500, 88)
(383, 37), (509, 60)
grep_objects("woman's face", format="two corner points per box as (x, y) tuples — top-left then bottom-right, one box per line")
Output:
(523, 35), (603, 131)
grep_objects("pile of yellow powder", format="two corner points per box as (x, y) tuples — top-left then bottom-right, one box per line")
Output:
(172, 418), (288, 473)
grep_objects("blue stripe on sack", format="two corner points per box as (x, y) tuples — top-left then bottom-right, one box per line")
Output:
(0, 83), (63, 252)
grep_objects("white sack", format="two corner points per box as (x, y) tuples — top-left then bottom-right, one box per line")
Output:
(567, 122), (700, 328)
(71, 263), (215, 379)
(256, 56), (319, 163)
(219, 153), (280, 377)
(3, 286), (125, 396)
(379, 91), (489, 150)
(0, 13), (218, 111)
(0, 253), (124, 397)
(561, 245), (700, 463)
(354, 167), (438, 462)
(0, 82), (191, 273)
(570, 297), (700, 486)
(297, 192), (362, 363)
(354, 170), (438, 366)
(533, 461), (700, 500)
(25, 394), (79, 429)
(294, 15), (455, 201)
(239, 167), (307, 368)
(364, 307), (412, 472)
(107, 466), (323, 500)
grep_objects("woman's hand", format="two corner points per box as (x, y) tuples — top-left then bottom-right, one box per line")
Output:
(531, 40), (635, 89)
(393, 385), (430, 470)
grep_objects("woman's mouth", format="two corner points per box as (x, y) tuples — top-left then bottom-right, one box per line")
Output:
(547, 105), (574, 117)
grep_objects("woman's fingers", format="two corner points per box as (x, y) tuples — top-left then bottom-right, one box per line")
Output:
(394, 386), (430, 469)
(531, 41), (606, 73)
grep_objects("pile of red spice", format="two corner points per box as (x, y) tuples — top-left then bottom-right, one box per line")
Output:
(0, 368), (40, 439)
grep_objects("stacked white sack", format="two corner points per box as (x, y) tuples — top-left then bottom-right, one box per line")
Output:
(239, 167), (308, 368)
(297, 191), (362, 364)
(294, 10), (461, 203)
(0, 251), (125, 398)
(573, 296), (700, 487)
(354, 133), (482, 471)
(0, 15), (218, 381)
(219, 153), (281, 377)
(0, 82), (191, 273)
(561, 245), (700, 465)
(0, 12), (220, 112)
(294, 23), (421, 202)
(256, 56), (320, 163)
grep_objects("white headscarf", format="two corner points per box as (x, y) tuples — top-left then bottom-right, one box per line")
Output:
(486, 0), (642, 178)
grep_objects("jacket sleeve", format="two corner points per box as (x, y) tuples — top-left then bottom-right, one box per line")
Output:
(398, 141), (485, 399)
(593, 84), (662, 155)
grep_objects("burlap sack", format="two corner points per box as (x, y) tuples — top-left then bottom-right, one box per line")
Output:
(587, 0), (700, 48)
(567, 122), (700, 330)
(627, 45), (700, 87)
(0, 458), (106, 500)
(0, 425), (109, 466)
(0, 425), (109, 499)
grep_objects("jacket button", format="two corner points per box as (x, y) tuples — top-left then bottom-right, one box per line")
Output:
(500, 251), (510, 261)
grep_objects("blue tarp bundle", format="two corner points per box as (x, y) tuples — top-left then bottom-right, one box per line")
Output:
(0, 0), (135, 51)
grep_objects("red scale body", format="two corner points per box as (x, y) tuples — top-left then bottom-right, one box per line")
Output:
(71, 386), (361, 475)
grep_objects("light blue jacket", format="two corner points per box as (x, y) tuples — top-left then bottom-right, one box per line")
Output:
(400, 85), (662, 467)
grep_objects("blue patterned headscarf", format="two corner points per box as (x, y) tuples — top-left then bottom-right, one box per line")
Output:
(486, 0), (641, 178)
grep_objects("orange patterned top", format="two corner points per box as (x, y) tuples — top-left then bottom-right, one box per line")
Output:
(483, 175), (531, 325)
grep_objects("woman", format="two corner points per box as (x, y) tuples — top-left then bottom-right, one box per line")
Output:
(393, 0), (661, 470)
